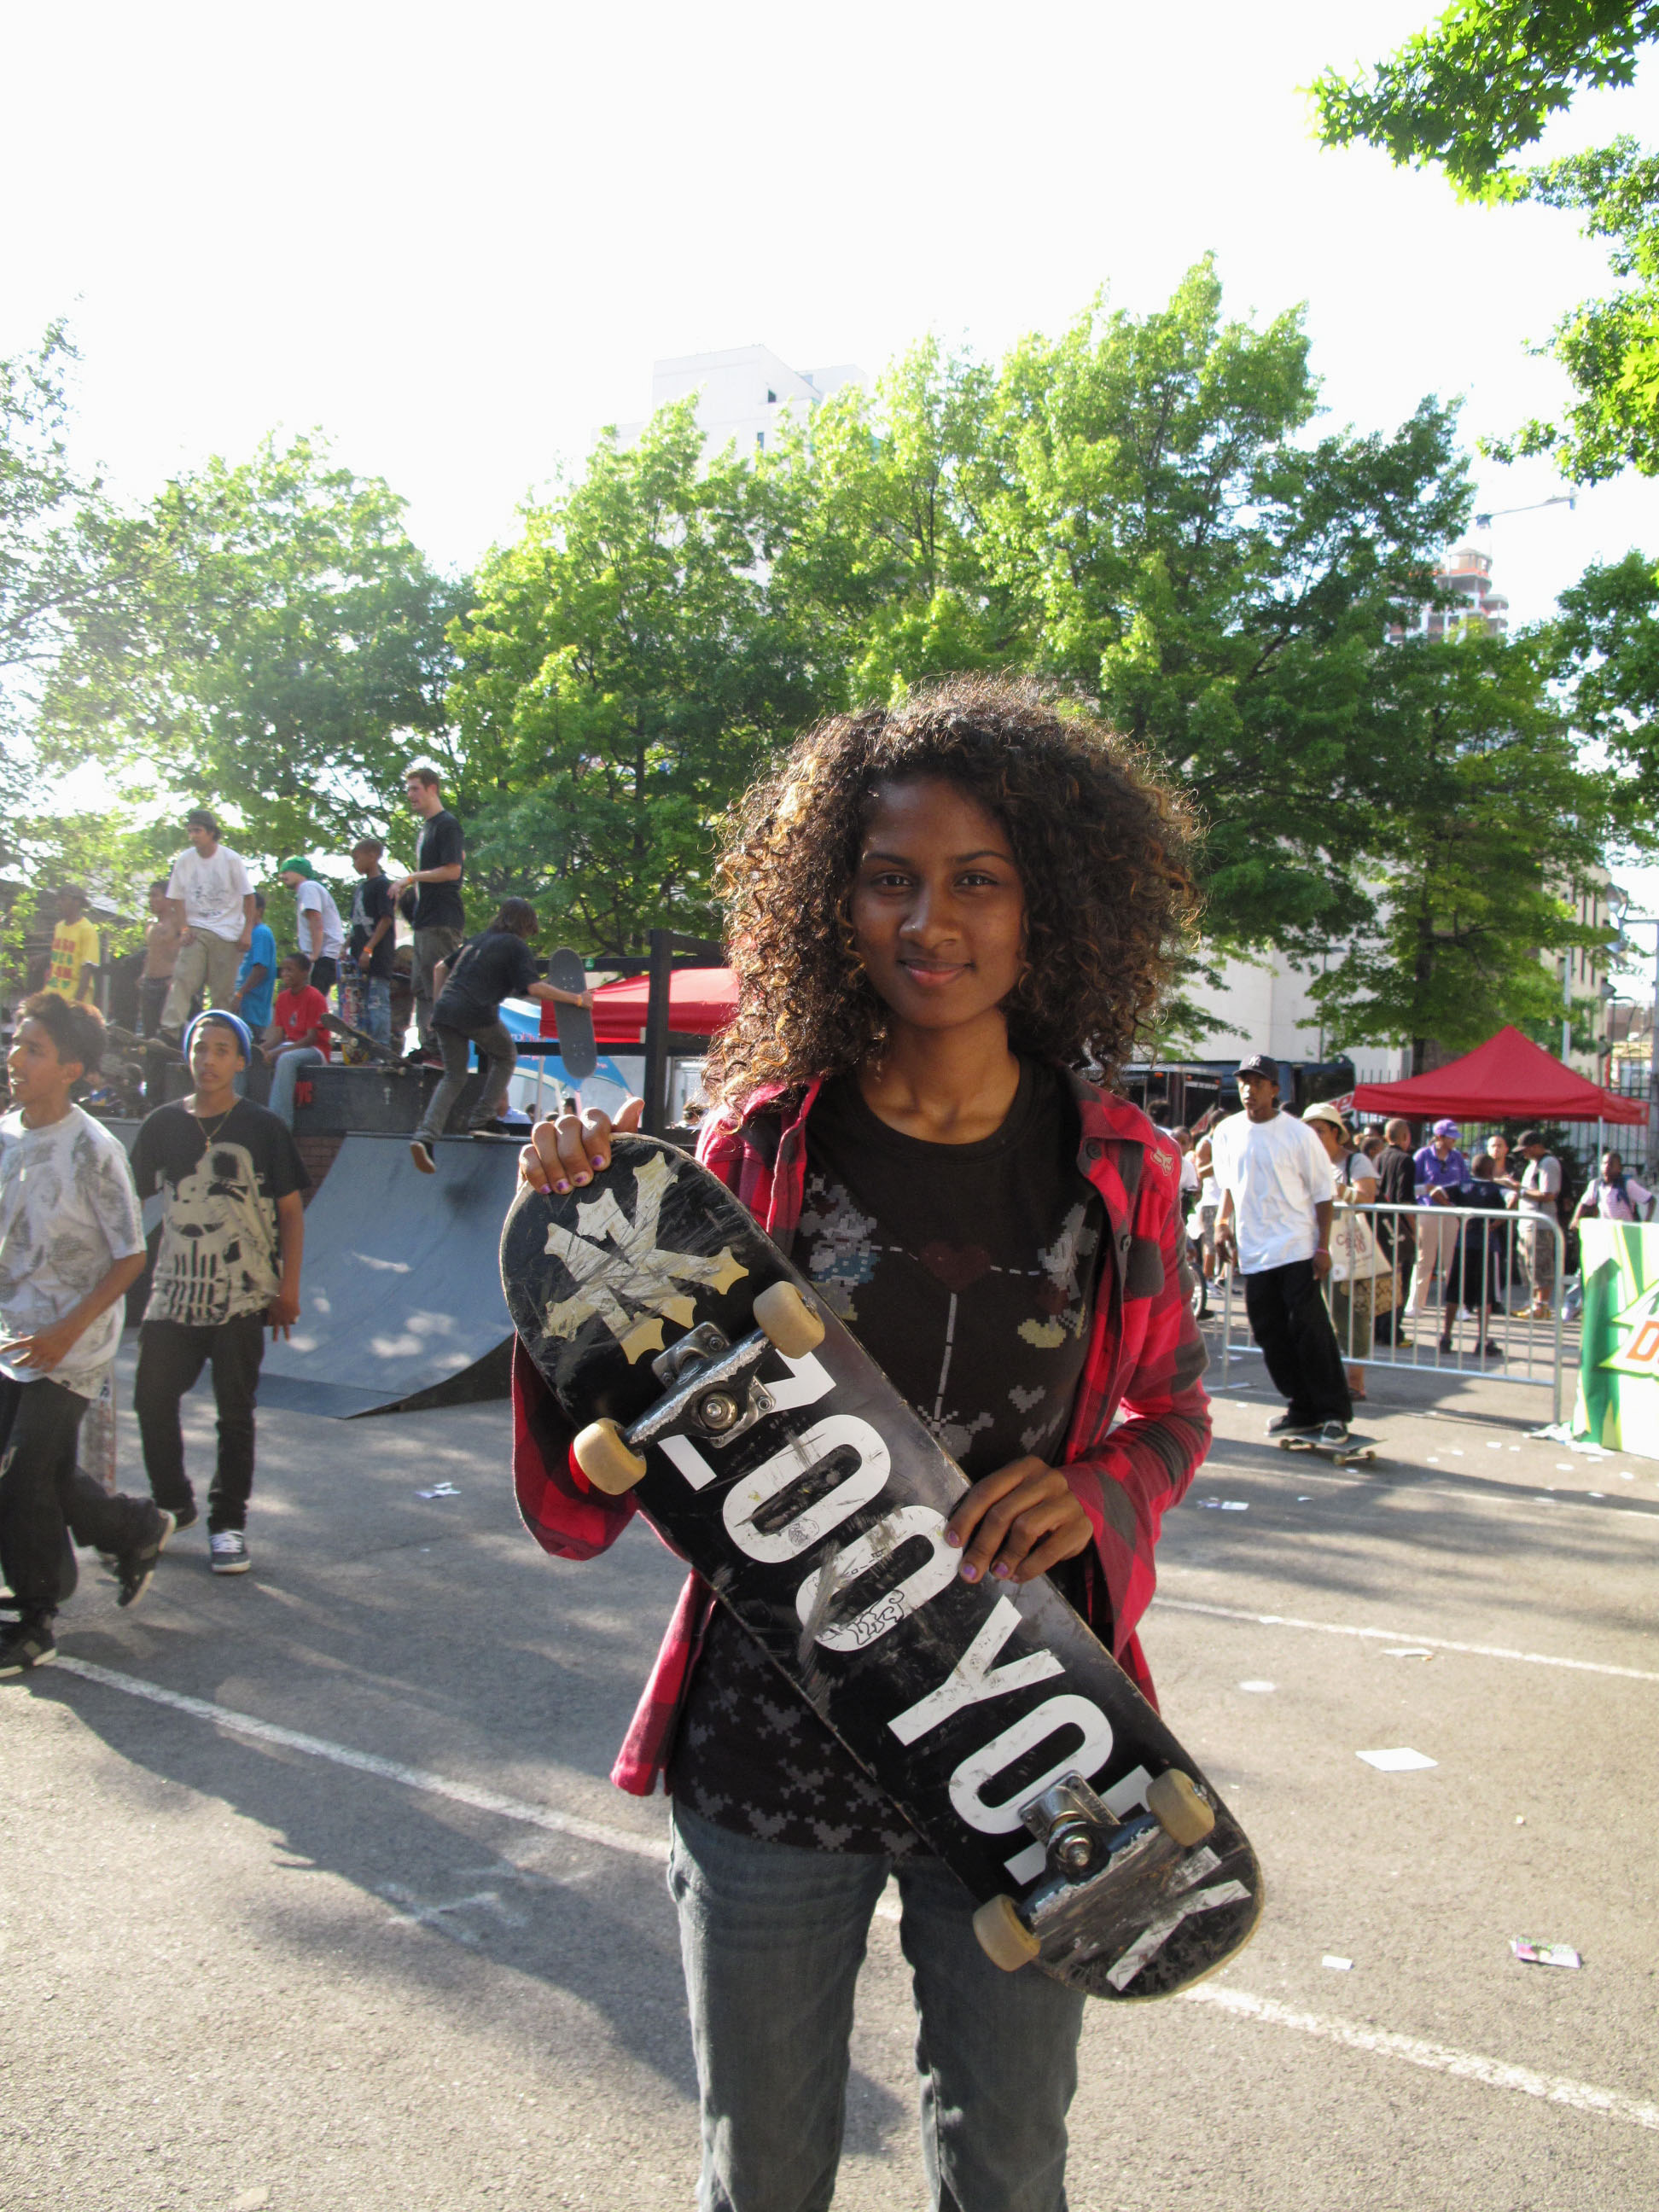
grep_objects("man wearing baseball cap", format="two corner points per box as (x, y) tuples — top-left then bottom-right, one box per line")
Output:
(1408, 1118), (1470, 1320)
(1213, 1055), (1353, 1444)
(277, 859), (346, 998)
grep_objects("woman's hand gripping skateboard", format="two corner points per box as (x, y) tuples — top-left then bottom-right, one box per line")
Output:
(518, 1105), (1095, 1591)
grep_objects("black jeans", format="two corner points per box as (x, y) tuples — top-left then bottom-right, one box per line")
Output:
(1243, 1260), (1353, 1427)
(309, 956), (338, 996)
(135, 1313), (266, 1531)
(0, 1377), (157, 1625)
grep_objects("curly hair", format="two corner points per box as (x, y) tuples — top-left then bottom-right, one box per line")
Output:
(704, 675), (1198, 1108)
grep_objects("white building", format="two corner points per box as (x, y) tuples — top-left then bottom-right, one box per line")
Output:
(605, 345), (867, 459)
(1181, 950), (1407, 1085)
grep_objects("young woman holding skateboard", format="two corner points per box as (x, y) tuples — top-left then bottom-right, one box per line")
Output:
(514, 678), (1210, 2212)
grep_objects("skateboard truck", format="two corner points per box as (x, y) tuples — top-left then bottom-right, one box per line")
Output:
(974, 1767), (1216, 1973)
(573, 1284), (824, 1493)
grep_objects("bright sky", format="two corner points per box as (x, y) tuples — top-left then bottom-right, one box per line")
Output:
(7, 0), (1657, 889)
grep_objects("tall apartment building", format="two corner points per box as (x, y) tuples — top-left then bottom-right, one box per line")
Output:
(604, 345), (867, 457)
(1389, 544), (1511, 642)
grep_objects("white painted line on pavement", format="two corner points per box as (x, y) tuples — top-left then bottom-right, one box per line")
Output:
(53, 1656), (672, 1864)
(1180, 1986), (1659, 2133)
(49, 1657), (1648, 2115)
(1152, 1598), (1659, 1683)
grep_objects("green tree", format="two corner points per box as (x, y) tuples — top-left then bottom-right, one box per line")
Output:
(448, 401), (819, 951)
(1551, 546), (1659, 798)
(0, 322), (106, 814)
(978, 261), (1473, 957)
(40, 433), (464, 865)
(1313, 3), (1659, 482)
(766, 338), (1010, 707)
(1306, 629), (1615, 1069)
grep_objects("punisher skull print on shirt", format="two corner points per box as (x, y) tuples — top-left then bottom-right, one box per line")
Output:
(130, 1101), (309, 1326)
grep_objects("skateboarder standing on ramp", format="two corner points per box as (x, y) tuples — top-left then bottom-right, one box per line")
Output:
(131, 1011), (308, 1578)
(512, 677), (1208, 2212)
(409, 900), (591, 1174)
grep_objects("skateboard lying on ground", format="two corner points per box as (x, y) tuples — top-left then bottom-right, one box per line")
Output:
(501, 1136), (1263, 2000)
(547, 947), (597, 1087)
(1278, 1429), (1378, 1467)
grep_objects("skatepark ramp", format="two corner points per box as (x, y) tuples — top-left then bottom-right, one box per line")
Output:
(259, 1134), (521, 1417)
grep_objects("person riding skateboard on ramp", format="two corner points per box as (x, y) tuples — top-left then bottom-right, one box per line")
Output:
(408, 900), (591, 1173)
(512, 678), (1210, 2212)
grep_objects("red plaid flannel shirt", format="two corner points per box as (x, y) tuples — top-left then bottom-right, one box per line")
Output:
(511, 1072), (1212, 1795)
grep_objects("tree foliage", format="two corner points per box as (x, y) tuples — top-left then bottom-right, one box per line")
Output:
(0, 322), (106, 817)
(1307, 629), (1615, 1068)
(447, 402), (819, 950)
(1313, 2), (1659, 483)
(40, 434), (463, 866)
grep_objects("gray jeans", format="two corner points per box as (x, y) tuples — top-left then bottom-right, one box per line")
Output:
(410, 925), (463, 1049)
(414, 1019), (516, 1143)
(667, 1802), (1085, 2212)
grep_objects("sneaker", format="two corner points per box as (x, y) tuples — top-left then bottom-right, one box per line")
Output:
(0, 1620), (56, 1677)
(1315, 1420), (1350, 1448)
(410, 1138), (437, 1174)
(114, 1508), (176, 1609)
(209, 1529), (251, 1575)
(1266, 1412), (1318, 1437)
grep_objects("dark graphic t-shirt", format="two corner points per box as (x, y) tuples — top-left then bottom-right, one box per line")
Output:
(434, 931), (537, 1031)
(669, 1060), (1104, 1855)
(131, 1102), (309, 1327)
(413, 810), (465, 932)
(348, 873), (396, 979)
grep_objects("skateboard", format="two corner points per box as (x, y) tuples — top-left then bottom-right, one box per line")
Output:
(547, 947), (597, 1085)
(501, 1136), (1263, 2001)
(319, 1009), (400, 1067)
(104, 1022), (184, 1064)
(1278, 1430), (1378, 1467)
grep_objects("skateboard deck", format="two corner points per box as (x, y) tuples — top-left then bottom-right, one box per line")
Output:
(104, 1022), (184, 1064)
(319, 1009), (400, 1068)
(501, 1136), (1263, 2000)
(547, 948), (596, 1083)
(1278, 1430), (1378, 1466)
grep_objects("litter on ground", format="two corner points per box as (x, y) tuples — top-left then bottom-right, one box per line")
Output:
(1357, 1747), (1438, 1773)
(1511, 1939), (1581, 1970)
(1322, 1956), (1353, 1971)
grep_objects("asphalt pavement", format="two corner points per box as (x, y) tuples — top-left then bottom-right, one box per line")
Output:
(3, 1323), (1656, 2211)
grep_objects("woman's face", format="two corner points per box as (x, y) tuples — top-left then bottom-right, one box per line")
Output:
(1490, 1136), (1509, 1162)
(1311, 1119), (1342, 1161)
(848, 777), (1027, 1039)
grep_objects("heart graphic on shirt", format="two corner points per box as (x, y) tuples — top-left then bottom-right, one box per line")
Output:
(919, 1242), (993, 1293)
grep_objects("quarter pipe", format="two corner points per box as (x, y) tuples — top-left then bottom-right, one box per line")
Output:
(259, 1133), (521, 1417)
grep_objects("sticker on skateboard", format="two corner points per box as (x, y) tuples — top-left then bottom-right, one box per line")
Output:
(502, 1135), (1264, 2000)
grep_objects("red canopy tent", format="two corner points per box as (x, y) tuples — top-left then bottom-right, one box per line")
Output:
(540, 965), (738, 1045)
(1349, 1025), (1644, 1125)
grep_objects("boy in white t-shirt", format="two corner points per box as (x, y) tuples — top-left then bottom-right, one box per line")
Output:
(160, 808), (257, 1039)
(0, 995), (178, 1676)
(278, 857), (346, 998)
(1213, 1053), (1353, 1443)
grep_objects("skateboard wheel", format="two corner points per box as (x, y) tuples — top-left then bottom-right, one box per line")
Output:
(1146, 1769), (1216, 1848)
(973, 1894), (1040, 1972)
(752, 1281), (825, 1359)
(573, 1419), (648, 1495)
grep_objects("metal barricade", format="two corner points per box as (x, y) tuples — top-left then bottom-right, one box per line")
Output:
(1219, 1202), (1569, 1423)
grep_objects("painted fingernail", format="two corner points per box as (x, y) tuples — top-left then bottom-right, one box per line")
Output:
(959, 1561), (981, 1582)
(944, 1528), (962, 1548)
(992, 1561), (1011, 1580)
(573, 1173), (591, 1186)
(593, 1155), (608, 1172)
(554, 1179), (571, 1194)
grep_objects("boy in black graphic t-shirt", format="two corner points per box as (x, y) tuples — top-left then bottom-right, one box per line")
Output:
(131, 1010), (309, 1576)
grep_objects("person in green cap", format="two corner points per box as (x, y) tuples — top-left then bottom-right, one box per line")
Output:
(277, 859), (346, 998)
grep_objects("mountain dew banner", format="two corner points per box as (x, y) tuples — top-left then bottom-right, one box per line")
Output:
(1574, 1222), (1659, 1458)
